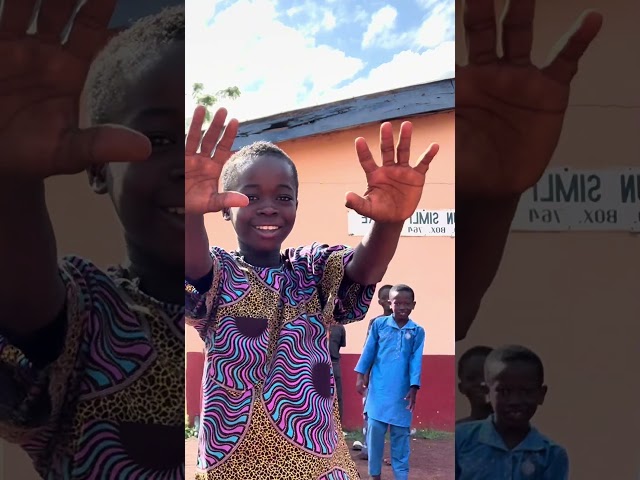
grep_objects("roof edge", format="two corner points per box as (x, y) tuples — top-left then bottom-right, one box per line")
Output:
(234, 78), (455, 148)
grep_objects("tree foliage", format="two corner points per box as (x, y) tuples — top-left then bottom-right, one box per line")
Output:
(192, 83), (241, 121)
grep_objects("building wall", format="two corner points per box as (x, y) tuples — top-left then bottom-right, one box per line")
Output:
(455, 0), (640, 478)
(185, 111), (456, 431)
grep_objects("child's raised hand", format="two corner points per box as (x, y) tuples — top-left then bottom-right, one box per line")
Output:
(0, 0), (151, 178)
(345, 122), (439, 223)
(457, 0), (603, 196)
(185, 106), (248, 215)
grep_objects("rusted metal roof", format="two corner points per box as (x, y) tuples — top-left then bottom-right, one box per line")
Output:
(232, 79), (455, 149)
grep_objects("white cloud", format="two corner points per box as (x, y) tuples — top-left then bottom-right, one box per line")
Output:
(185, 0), (363, 121)
(415, 0), (442, 9)
(322, 10), (337, 30)
(353, 7), (370, 27)
(286, 5), (304, 16)
(284, 1), (340, 35)
(362, 5), (398, 48)
(414, 0), (454, 48)
(415, 13), (448, 48)
(361, 0), (453, 50)
(306, 41), (455, 106)
(185, 0), (454, 125)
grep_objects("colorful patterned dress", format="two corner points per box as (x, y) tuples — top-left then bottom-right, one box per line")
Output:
(185, 243), (375, 480)
(0, 258), (185, 479)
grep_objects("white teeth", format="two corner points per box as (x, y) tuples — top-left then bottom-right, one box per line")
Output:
(255, 226), (279, 230)
(166, 207), (185, 214)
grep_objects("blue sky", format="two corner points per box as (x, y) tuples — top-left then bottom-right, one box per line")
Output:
(186, 0), (454, 121)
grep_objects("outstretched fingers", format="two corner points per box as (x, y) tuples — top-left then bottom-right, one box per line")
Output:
(500, 0), (535, 65)
(213, 118), (239, 161)
(396, 122), (412, 166)
(215, 191), (249, 211)
(355, 137), (378, 175)
(58, 125), (150, 173)
(64, 0), (117, 59)
(37, 0), (78, 42)
(185, 106), (207, 156)
(463, 0), (498, 65)
(200, 107), (229, 157)
(0, 0), (38, 35)
(379, 122), (396, 166)
(413, 143), (439, 175)
(543, 10), (603, 84)
(344, 191), (370, 218)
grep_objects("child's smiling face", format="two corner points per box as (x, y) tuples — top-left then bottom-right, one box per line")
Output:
(487, 360), (547, 430)
(224, 154), (298, 258)
(88, 42), (185, 269)
(389, 290), (416, 323)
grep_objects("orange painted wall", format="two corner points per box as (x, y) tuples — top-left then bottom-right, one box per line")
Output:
(185, 111), (456, 429)
(455, 0), (640, 478)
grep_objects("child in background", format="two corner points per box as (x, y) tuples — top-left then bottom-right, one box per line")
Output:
(184, 106), (438, 479)
(456, 346), (493, 424)
(355, 284), (425, 480)
(0, 3), (184, 478)
(356, 284), (393, 460)
(366, 285), (393, 338)
(329, 323), (347, 422)
(456, 345), (568, 479)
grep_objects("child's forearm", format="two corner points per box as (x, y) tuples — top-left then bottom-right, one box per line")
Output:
(0, 179), (66, 336)
(185, 214), (213, 281)
(456, 194), (520, 341)
(346, 221), (404, 285)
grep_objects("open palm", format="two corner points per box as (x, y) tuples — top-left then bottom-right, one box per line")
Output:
(456, 0), (602, 196)
(346, 122), (439, 223)
(0, 0), (150, 178)
(185, 106), (248, 214)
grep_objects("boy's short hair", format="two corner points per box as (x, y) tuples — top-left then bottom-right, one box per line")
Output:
(484, 345), (545, 384)
(221, 141), (299, 194)
(457, 345), (493, 378)
(389, 284), (415, 301)
(84, 5), (185, 125)
(378, 284), (393, 298)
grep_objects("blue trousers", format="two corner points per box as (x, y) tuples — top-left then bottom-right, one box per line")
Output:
(367, 418), (410, 479)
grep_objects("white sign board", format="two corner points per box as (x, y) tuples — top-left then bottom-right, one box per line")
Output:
(511, 168), (640, 232)
(348, 209), (455, 237)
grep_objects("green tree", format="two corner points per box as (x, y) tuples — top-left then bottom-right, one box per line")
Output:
(192, 83), (241, 122)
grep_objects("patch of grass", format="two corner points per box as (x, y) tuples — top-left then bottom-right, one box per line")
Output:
(343, 430), (365, 443)
(413, 429), (453, 441)
(185, 412), (197, 439)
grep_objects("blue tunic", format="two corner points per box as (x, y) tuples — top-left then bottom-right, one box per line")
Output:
(354, 315), (425, 428)
(455, 416), (569, 479)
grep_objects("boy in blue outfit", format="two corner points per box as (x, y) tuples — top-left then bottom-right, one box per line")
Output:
(456, 345), (568, 479)
(355, 284), (425, 480)
(357, 284), (393, 460)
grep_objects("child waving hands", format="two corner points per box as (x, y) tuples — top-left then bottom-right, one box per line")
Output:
(184, 107), (439, 479)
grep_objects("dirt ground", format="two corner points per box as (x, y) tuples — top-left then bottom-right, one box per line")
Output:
(185, 436), (454, 479)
